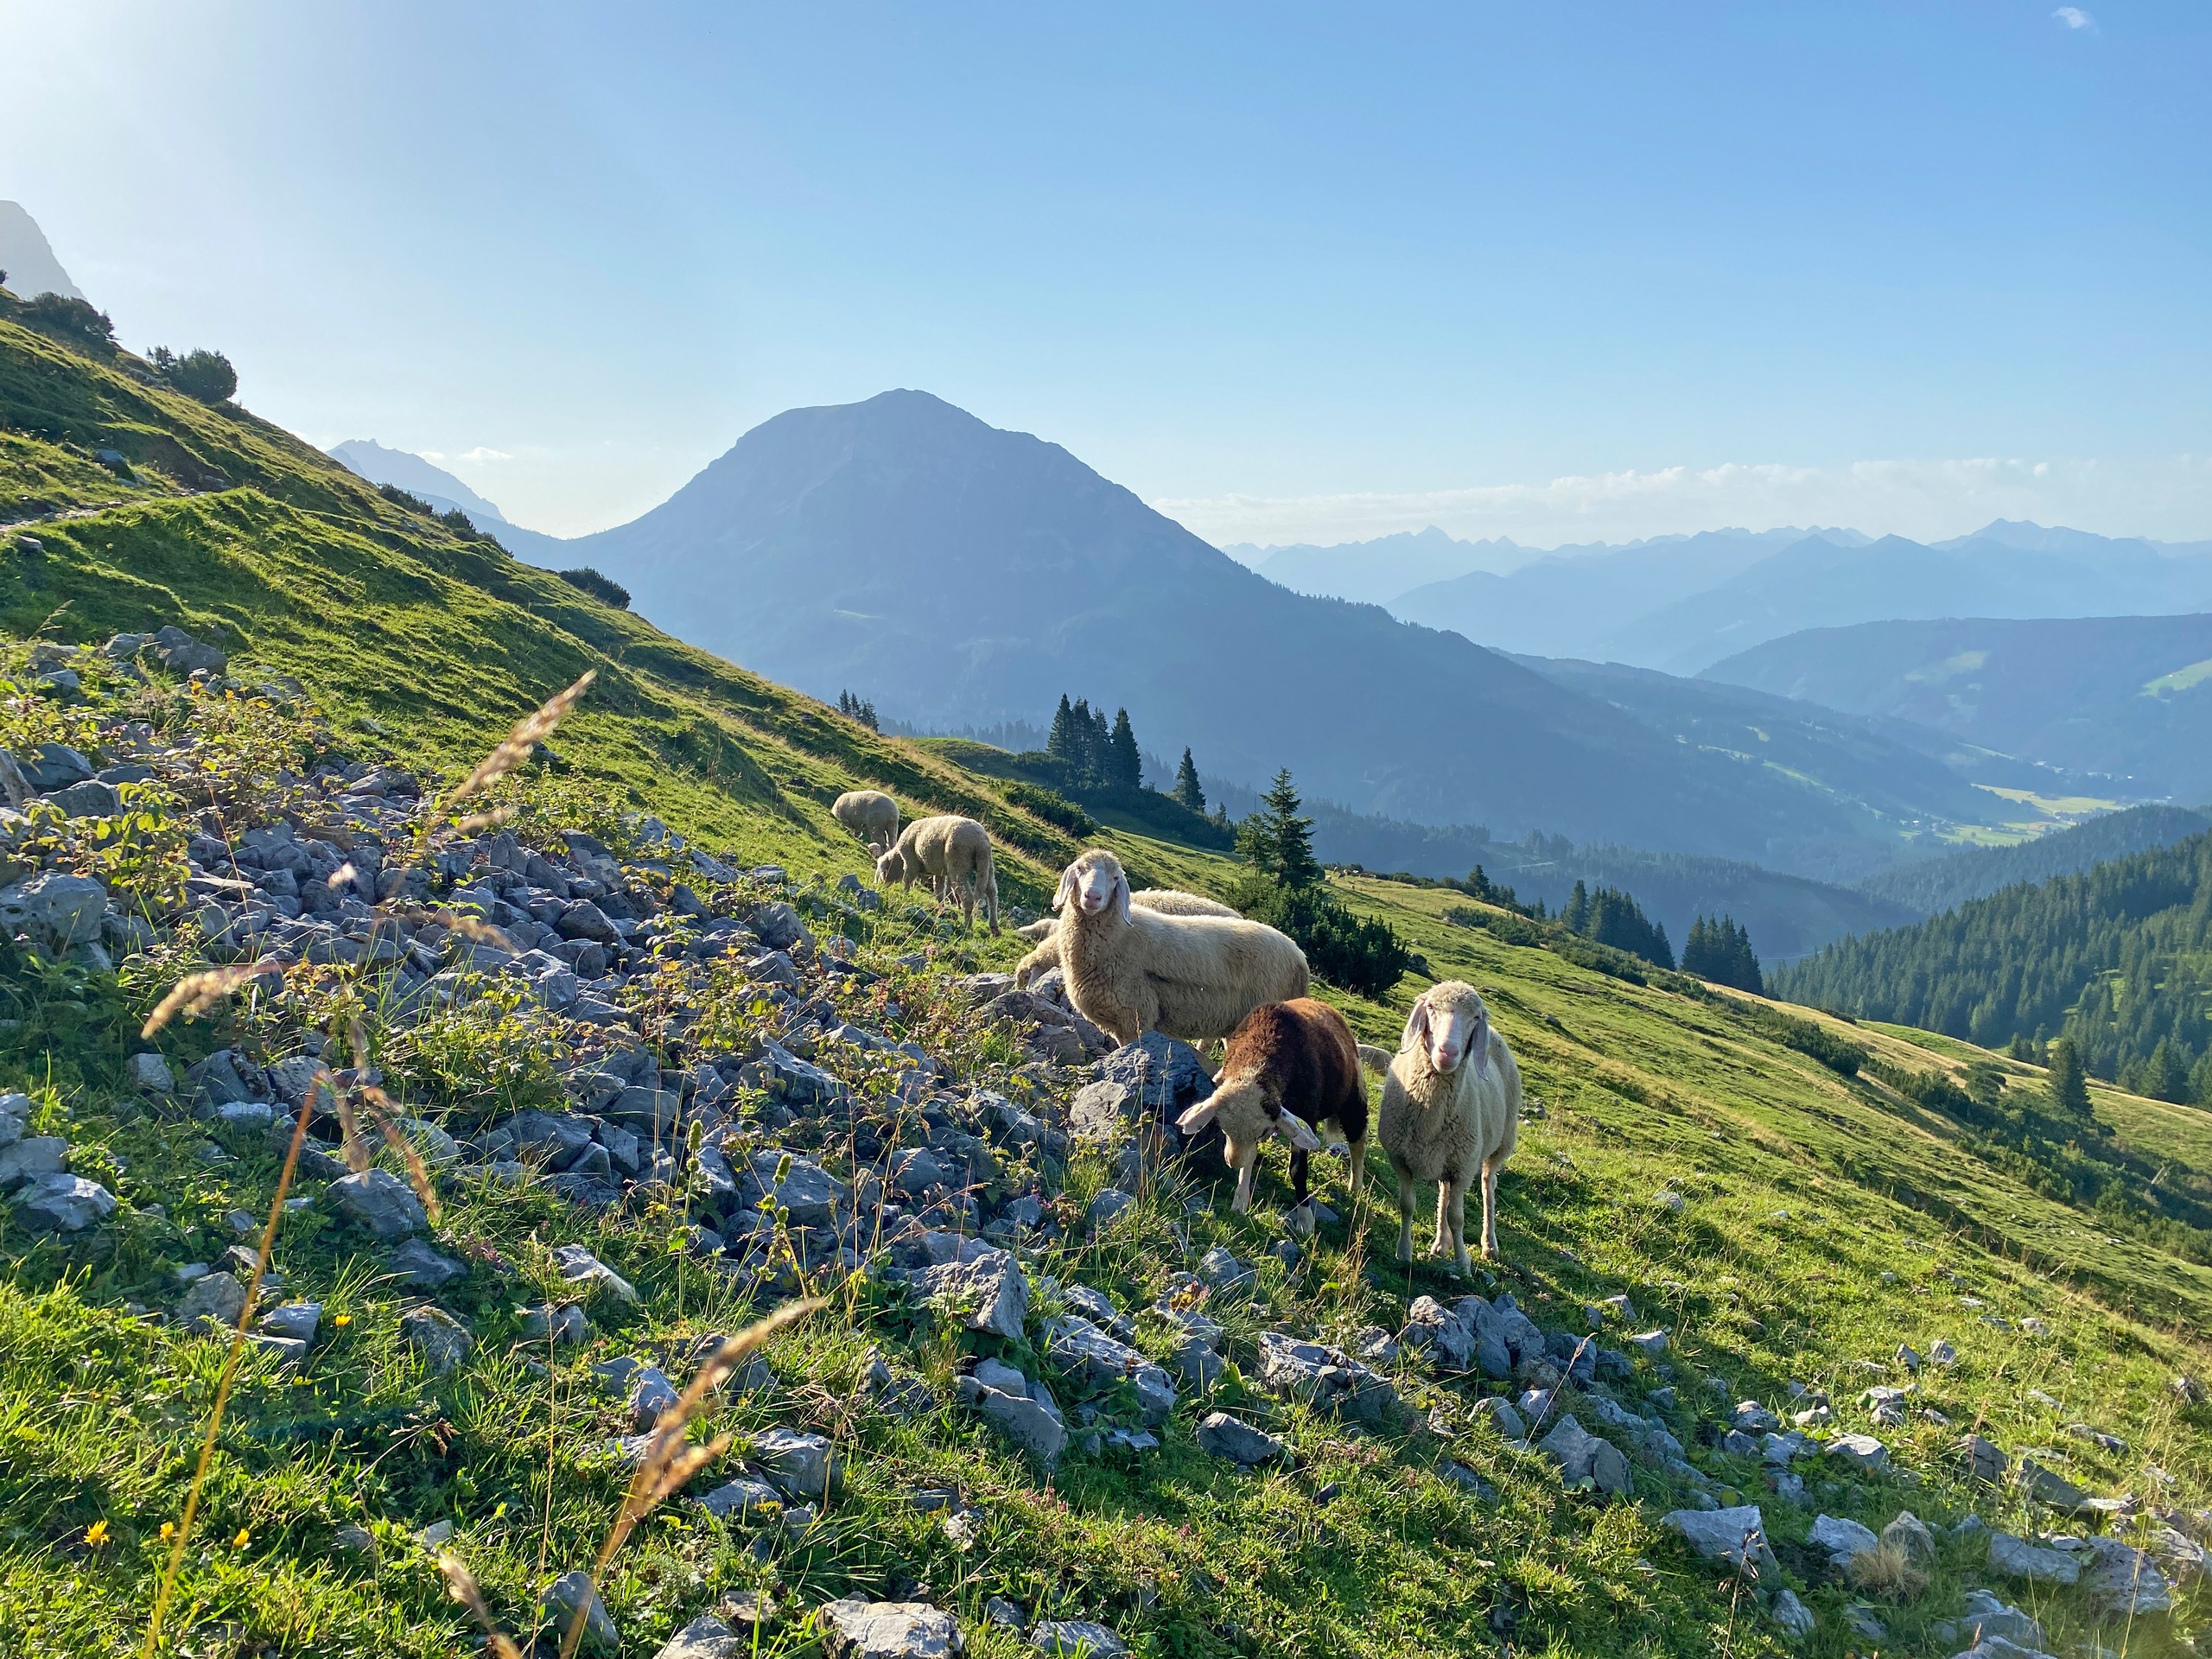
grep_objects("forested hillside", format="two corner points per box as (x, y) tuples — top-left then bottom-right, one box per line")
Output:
(1859, 804), (2212, 915)
(1777, 831), (2212, 1101)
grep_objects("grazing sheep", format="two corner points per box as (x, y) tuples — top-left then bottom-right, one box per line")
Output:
(1013, 887), (1238, 988)
(1363, 980), (1520, 1274)
(831, 789), (899, 853)
(1051, 849), (1307, 1046)
(875, 814), (1000, 933)
(1177, 998), (1369, 1215)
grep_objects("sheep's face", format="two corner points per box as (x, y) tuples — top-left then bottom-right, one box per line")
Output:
(1406, 983), (1490, 1077)
(1179, 1079), (1321, 1213)
(874, 846), (906, 885)
(1057, 853), (1128, 922)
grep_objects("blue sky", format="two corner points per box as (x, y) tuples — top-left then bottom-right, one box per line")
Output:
(4, 1), (2209, 542)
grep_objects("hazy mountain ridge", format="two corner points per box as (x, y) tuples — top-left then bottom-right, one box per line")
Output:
(562, 389), (2025, 872)
(1856, 804), (2212, 915)
(0, 202), (84, 302)
(1706, 612), (2212, 801)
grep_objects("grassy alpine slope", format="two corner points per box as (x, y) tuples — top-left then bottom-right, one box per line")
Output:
(1, 314), (2208, 1659)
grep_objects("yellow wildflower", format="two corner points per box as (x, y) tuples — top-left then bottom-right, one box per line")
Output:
(84, 1519), (111, 1547)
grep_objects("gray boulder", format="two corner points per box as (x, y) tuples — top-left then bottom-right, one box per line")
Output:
(389, 1236), (466, 1288)
(552, 1243), (639, 1302)
(1198, 1411), (1286, 1465)
(1196, 1245), (1254, 1293)
(1039, 1315), (1176, 1423)
(749, 1427), (835, 1499)
(1539, 1415), (1630, 1496)
(2081, 1535), (2171, 1616)
(401, 1306), (474, 1377)
(697, 1475), (783, 1522)
(958, 1363), (1066, 1466)
(149, 626), (227, 674)
(1986, 1531), (2080, 1586)
(257, 1301), (321, 1344)
(328, 1168), (426, 1238)
(14, 1172), (117, 1232)
(1662, 1504), (1778, 1578)
(654, 1614), (744, 1659)
(0, 872), (107, 950)
(1770, 1589), (1815, 1641)
(1827, 1433), (1890, 1471)
(1253, 1331), (1397, 1426)
(817, 1599), (962, 1659)
(177, 1269), (249, 1331)
(1808, 1513), (1879, 1570)
(542, 1569), (618, 1654)
(1030, 1620), (1125, 1656)
(738, 1148), (844, 1226)
(914, 1246), (1029, 1341)
(0, 1134), (66, 1190)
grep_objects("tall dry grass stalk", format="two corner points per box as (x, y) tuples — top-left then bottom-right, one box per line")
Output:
(556, 1297), (824, 1659)
(141, 1099), (321, 1658)
(440, 671), (595, 815)
(437, 1553), (527, 1659)
(139, 958), (283, 1039)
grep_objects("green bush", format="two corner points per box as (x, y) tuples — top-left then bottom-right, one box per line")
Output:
(557, 566), (632, 609)
(1005, 780), (1092, 836)
(149, 346), (237, 403)
(18, 292), (115, 353)
(1232, 874), (1412, 999)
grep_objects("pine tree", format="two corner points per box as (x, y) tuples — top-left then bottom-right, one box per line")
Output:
(2047, 1037), (2094, 1121)
(1046, 694), (1078, 768)
(1087, 704), (1111, 783)
(1563, 880), (1591, 935)
(1172, 747), (1205, 812)
(1236, 768), (1322, 889)
(1107, 709), (1142, 789)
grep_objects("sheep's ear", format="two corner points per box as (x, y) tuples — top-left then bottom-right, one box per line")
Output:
(1177, 1100), (1219, 1133)
(1402, 994), (1431, 1053)
(1278, 1111), (1322, 1151)
(1052, 866), (1077, 911)
(1112, 870), (1132, 925)
(1468, 1000), (1492, 1078)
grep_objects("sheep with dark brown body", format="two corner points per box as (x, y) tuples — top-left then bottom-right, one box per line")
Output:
(1177, 998), (1369, 1216)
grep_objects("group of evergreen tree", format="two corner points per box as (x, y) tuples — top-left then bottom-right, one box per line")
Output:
(1046, 695), (1142, 790)
(1230, 769), (1412, 998)
(836, 690), (879, 731)
(1773, 830), (2212, 1104)
(1681, 913), (1763, 993)
(1560, 880), (1674, 969)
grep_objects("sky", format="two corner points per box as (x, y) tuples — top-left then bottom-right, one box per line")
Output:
(3, 1), (2209, 545)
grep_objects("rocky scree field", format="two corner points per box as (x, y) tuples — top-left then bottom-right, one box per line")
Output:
(0, 311), (2208, 1659)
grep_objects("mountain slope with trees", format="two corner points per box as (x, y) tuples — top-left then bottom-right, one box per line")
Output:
(1775, 831), (2212, 1102)
(1859, 804), (2212, 915)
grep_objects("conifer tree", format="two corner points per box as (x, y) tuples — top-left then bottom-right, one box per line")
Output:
(1046, 694), (1078, 767)
(2047, 1037), (2094, 1122)
(1236, 768), (1322, 889)
(1107, 708), (1142, 789)
(1172, 747), (1205, 812)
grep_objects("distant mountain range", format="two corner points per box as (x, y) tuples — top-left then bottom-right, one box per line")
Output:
(1706, 613), (2212, 801)
(531, 388), (2049, 872)
(1224, 526), (1534, 604)
(1855, 804), (2212, 916)
(0, 202), (84, 302)
(327, 439), (571, 563)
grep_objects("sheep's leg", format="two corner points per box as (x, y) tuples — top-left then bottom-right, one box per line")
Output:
(1230, 1149), (1260, 1214)
(1394, 1167), (1416, 1262)
(1344, 1135), (1366, 1200)
(1447, 1179), (1472, 1277)
(1479, 1154), (1504, 1262)
(1433, 1182), (1452, 1255)
(1288, 1144), (1310, 1211)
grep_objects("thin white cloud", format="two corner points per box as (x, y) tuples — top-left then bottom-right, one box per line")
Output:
(459, 446), (512, 462)
(2053, 6), (2096, 29)
(1152, 454), (2212, 550)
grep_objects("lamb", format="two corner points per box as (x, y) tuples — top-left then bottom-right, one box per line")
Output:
(1361, 979), (1520, 1274)
(1177, 998), (1369, 1216)
(1013, 886), (1238, 988)
(1050, 848), (1308, 1046)
(875, 813), (1001, 933)
(830, 789), (899, 853)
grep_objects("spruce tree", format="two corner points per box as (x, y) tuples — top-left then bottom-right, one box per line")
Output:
(1172, 747), (1205, 812)
(1046, 695), (1077, 768)
(1563, 880), (1591, 935)
(2047, 1037), (2094, 1122)
(1107, 709), (1141, 789)
(1236, 768), (1322, 889)
(1088, 704), (1111, 782)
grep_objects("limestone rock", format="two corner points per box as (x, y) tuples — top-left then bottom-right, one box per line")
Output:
(328, 1168), (426, 1239)
(402, 1305), (474, 1377)
(1986, 1531), (2080, 1586)
(1197, 1412), (1286, 1465)
(13, 1171), (114, 1232)
(914, 1246), (1029, 1341)
(1029, 1621), (1125, 1657)
(818, 1599), (963, 1659)
(749, 1427), (834, 1500)
(542, 1569), (618, 1654)
(1662, 1504), (1778, 1578)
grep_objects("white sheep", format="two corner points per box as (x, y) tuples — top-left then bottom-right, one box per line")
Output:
(1050, 849), (1307, 1046)
(1362, 980), (1520, 1274)
(875, 813), (1001, 933)
(1013, 886), (1238, 988)
(831, 789), (899, 853)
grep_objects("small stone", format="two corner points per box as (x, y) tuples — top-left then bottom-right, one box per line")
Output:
(698, 1476), (782, 1522)
(654, 1613), (743, 1659)
(1084, 1188), (1134, 1231)
(389, 1236), (466, 1288)
(1986, 1530), (2081, 1585)
(1029, 1620), (1126, 1657)
(11, 1172), (115, 1233)
(541, 1569), (618, 1654)
(1957, 1433), (2007, 1484)
(0, 1135), (66, 1190)
(1662, 1505), (1777, 1577)
(1770, 1588), (1815, 1641)
(1196, 1245), (1254, 1292)
(552, 1243), (639, 1302)
(1471, 1396), (1526, 1440)
(1627, 1330), (1669, 1359)
(2012, 1457), (2088, 1511)
(127, 1052), (175, 1096)
(401, 1305), (474, 1377)
(817, 1599), (963, 1658)
(983, 1598), (1024, 1629)
(914, 1246), (1029, 1341)
(334, 1522), (377, 1559)
(177, 1270), (248, 1332)
(1881, 1510), (1938, 1567)
(1808, 1513), (1878, 1568)
(328, 1168), (427, 1239)
(257, 1301), (321, 1344)
(748, 1427), (834, 1499)
(521, 1303), (588, 1344)
(1827, 1433), (1889, 1471)
(2080, 1535), (2171, 1616)
(1197, 1412), (1286, 1465)
(1540, 1415), (1630, 1496)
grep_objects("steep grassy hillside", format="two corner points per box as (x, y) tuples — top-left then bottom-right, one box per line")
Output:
(3, 315), (2209, 1659)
